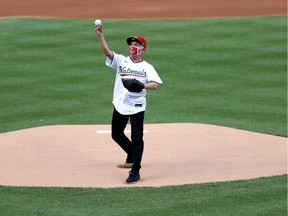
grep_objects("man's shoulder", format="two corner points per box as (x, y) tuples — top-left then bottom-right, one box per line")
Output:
(113, 52), (126, 59)
(141, 60), (155, 70)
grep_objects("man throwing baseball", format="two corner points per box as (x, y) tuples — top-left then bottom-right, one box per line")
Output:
(95, 21), (163, 183)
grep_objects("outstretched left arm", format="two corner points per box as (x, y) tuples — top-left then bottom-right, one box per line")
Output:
(144, 81), (161, 90)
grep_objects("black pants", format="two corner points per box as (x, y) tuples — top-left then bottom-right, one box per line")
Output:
(111, 107), (145, 173)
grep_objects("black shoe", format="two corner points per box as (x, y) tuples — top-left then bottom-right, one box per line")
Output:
(126, 171), (140, 183)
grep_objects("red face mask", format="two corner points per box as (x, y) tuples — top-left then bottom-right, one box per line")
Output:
(128, 45), (142, 56)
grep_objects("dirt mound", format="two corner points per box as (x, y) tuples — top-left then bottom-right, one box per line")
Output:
(0, 124), (286, 188)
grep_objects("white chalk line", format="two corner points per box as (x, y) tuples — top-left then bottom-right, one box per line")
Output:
(97, 130), (148, 134)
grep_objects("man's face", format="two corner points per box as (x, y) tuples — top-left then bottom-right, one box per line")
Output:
(129, 41), (145, 56)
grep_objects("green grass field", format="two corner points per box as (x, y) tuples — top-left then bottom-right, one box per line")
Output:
(0, 175), (286, 216)
(0, 16), (286, 135)
(0, 16), (287, 215)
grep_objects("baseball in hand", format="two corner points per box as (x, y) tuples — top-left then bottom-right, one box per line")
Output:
(95, 19), (102, 26)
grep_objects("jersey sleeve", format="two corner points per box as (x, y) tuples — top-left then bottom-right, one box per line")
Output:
(147, 65), (163, 85)
(105, 52), (125, 70)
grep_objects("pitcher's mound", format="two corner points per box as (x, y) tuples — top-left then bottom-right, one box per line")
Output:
(0, 123), (286, 188)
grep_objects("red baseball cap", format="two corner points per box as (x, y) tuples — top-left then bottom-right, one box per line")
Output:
(126, 36), (147, 49)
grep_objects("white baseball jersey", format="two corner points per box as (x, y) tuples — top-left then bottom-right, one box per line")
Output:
(106, 52), (163, 115)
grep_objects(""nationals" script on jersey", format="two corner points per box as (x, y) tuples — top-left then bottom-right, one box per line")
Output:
(119, 66), (147, 77)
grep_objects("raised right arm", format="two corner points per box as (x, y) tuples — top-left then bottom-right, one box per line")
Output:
(95, 25), (114, 61)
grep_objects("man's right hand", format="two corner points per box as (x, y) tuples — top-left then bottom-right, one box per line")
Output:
(95, 25), (103, 37)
